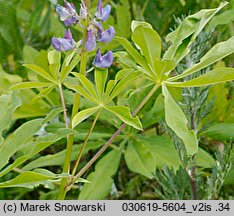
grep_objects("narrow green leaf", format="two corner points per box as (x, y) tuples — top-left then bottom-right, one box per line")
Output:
(0, 92), (22, 145)
(167, 67), (234, 87)
(43, 107), (64, 124)
(72, 73), (98, 100)
(162, 85), (198, 155)
(23, 64), (56, 83)
(0, 119), (44, 170)
(200, 123), (234, 140)
(169, 36), (234, 81)
(72, 106), (100, 128)
(132, 25), (161, 68)
(22, 141), (104, 171)
(0, 128), (73, 177)
(114, 36), (151, 71)
(95, 68), (108, 100)
(104, 105), (142, 130)
(32, 84), (56, 103)
(60, 54), (80, 82)
(163, 2), (228, 63)
(9, 82), (53, 90)
(125, 141), (156, 178)
(106, 71), (142, 102)
(48, 50), (61, 80)
(0, 171), (57, 189)
(79, 149), (121, 200)
(64, 83), (99, 104)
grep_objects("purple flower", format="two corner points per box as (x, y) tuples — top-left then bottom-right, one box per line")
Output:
(95, 0), (111, 22)
(98, 26), (115, 43)
(52, 29), (76, 52)
(86, 30), (97, 51)
(93, 48), (113, 68)
(56, 0), (79, 26)
(80, 1), (88, 20)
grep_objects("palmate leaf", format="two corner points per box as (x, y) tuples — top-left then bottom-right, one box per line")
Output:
(162, 84), (198, 155)
(163, 2), (228, 63)
(78, 149), (121, 200)
(166, 67), (234, 87)
(169, 36), (234, 81)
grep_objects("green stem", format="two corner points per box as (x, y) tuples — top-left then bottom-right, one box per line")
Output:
(58, 84), (69, 129)
(57, 20), (89, 199)
(69, 84), (160, 186)
(71, 109), (101, 176)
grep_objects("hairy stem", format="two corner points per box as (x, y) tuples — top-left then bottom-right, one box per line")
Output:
(71, 109), (101, 176)
(69, 84), (160, 187)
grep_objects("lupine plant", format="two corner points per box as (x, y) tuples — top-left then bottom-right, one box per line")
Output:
(0, 0), (233, 200)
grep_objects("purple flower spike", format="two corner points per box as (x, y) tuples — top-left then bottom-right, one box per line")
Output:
(52, 29), (75, 52)
(98, 26), (115, 43)
(56, 0), (79, 26)
(86, 30), (97, 51)
(93, 48), (114, 68)
(95, 0), (111, 22)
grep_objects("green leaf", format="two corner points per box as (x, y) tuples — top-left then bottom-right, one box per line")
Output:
(64, 82), (99, 104)
(78, 149), (121, 200)
(0, 92), (22, 145)
(114, 36), (150, 71)
(132, 25), (161, 68)
(48, 50), (61, 80)
(95, 68), (108, 100)
(106, 70), (142, 102)
(32, 84), (56, 103)
(0, 171), (57, 189)
(153, 59), (176, 79)
(72, 106), (100, 128)
(131, 20), (153, 32)
(138, 135), (182, 170)
(166, 67), (234, 87)
(60, 54), (80, 82)
(162, 85), (198, 155)
(125, 141), (156, 178)
(163, 2), (228, 63)
(169, 36), (234, 81)
(23, 64), (56, 83)
(0, 128), (73, 177)
(0, 119), (44, 170)
(9, 82), (53, 90)
(72, 73), (98, 100)
(22, 140), (104, 171)
(104, 105), (142, 130)
(43, 107), (64, 124)
(200, 123), (234, 140)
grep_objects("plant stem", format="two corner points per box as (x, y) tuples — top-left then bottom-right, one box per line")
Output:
(71, 109), (101, 176)
(58, 84), (69, 129)
(70, 84), (160, 186)
(57, 21), (89, 199)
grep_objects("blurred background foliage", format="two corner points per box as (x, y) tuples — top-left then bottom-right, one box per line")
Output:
(0, 0), (234, 199)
